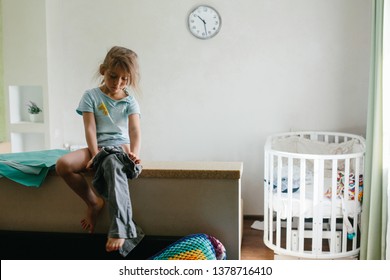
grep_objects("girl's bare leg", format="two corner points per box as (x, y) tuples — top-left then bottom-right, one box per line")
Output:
(56, 148), (104, 233)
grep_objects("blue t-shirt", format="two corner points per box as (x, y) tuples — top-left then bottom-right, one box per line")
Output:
(76, 87), (140, 147)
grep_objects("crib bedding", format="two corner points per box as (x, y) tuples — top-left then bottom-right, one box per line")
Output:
(0, 149), (69, 187)
(271, 135), (364, 156)
(270, 176), (362, 219)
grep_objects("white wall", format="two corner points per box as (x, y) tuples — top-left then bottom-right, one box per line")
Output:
(2, 0), (50, 150)
(5, 0), (372, 215)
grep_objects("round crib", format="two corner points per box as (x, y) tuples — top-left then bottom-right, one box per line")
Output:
(263, 131), (365, 259)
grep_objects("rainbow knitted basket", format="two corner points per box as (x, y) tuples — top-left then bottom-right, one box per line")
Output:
(150, 233), (226, 260)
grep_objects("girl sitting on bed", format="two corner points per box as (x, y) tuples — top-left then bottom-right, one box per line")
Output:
(56, 46), (144, 257)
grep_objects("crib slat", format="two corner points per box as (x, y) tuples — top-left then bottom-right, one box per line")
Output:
(312, 158), (325, 255)
(269, 153), (275, 246)
(342, 159), (351, 253)
(298, 158), (306, 253)
(312, 159), (319, 255)
(330, 159), (338, 254)
(264, 149), (270, 244)
(318, 159), (325, 254)
(286, 157), (293, 251)
(276, 156), (283, 249)
(352, 157), (360, 251)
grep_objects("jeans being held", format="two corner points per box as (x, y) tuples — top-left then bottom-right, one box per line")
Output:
(92, 146), (144, 257)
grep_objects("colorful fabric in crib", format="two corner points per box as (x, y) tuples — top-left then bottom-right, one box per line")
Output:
(324, 171), (363, 201)
(150, 233), (226, 260)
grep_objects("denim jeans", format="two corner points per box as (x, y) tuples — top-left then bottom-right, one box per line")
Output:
(92, 147), (144, 257)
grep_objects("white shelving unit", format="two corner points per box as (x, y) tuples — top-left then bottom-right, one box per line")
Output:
(7, 85), (47, 152)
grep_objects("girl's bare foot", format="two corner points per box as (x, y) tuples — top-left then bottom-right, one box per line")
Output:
(106, 237), (125, 252)
(80, 197), (105, 233)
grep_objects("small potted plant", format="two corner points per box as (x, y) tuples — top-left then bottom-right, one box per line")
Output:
(26, 101), (42, 122)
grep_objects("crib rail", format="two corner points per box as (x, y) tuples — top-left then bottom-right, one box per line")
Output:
(263, 132), (364, 259)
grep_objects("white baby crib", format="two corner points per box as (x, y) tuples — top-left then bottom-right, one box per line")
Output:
(263, 131), (365, 259)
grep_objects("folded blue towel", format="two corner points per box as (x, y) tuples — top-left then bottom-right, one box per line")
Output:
(0, 149), (70, 187)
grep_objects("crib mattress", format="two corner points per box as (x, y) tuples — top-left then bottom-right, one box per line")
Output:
(270, 177), (361, 219)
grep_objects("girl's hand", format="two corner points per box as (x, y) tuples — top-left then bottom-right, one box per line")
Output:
(86, 157), (94, 170)
(128, 152), (141, 164)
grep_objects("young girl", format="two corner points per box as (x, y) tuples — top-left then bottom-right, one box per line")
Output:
(56, 46), (143, 256)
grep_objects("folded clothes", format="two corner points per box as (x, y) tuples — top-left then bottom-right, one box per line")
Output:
(0, 149), (69, 187)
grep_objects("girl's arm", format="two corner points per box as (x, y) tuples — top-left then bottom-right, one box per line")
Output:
(83, 112), (99, 168)
(127, 113), (141, 163)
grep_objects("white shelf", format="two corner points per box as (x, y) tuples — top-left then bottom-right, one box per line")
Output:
(9, 85), (44, 123)
(7, 85), (47, 152)
(9, 122), (45, 133)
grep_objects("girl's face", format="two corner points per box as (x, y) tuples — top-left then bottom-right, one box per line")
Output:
(102, 66), (130, 95)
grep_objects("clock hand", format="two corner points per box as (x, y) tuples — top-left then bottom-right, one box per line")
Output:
(196, 15), (208, 36)
(197, 15), (206, 24)
(196, 15), (208, 35)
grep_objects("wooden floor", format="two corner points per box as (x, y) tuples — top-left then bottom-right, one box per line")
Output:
(240, 217), (274, 260)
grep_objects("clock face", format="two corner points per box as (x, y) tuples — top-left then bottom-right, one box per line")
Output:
(188, 5), (221, 39)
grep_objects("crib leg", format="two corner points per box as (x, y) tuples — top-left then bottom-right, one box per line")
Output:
(291, 229), (342, 254)
(323, 230), (341, 253)
(335, 232), (341, 253)
(291, 230), (299, 252)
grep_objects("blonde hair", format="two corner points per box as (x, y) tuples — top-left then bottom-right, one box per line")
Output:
(99, 46), (140, 92)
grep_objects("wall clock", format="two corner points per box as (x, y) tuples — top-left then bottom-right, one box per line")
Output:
(188, 5), (221, 39)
